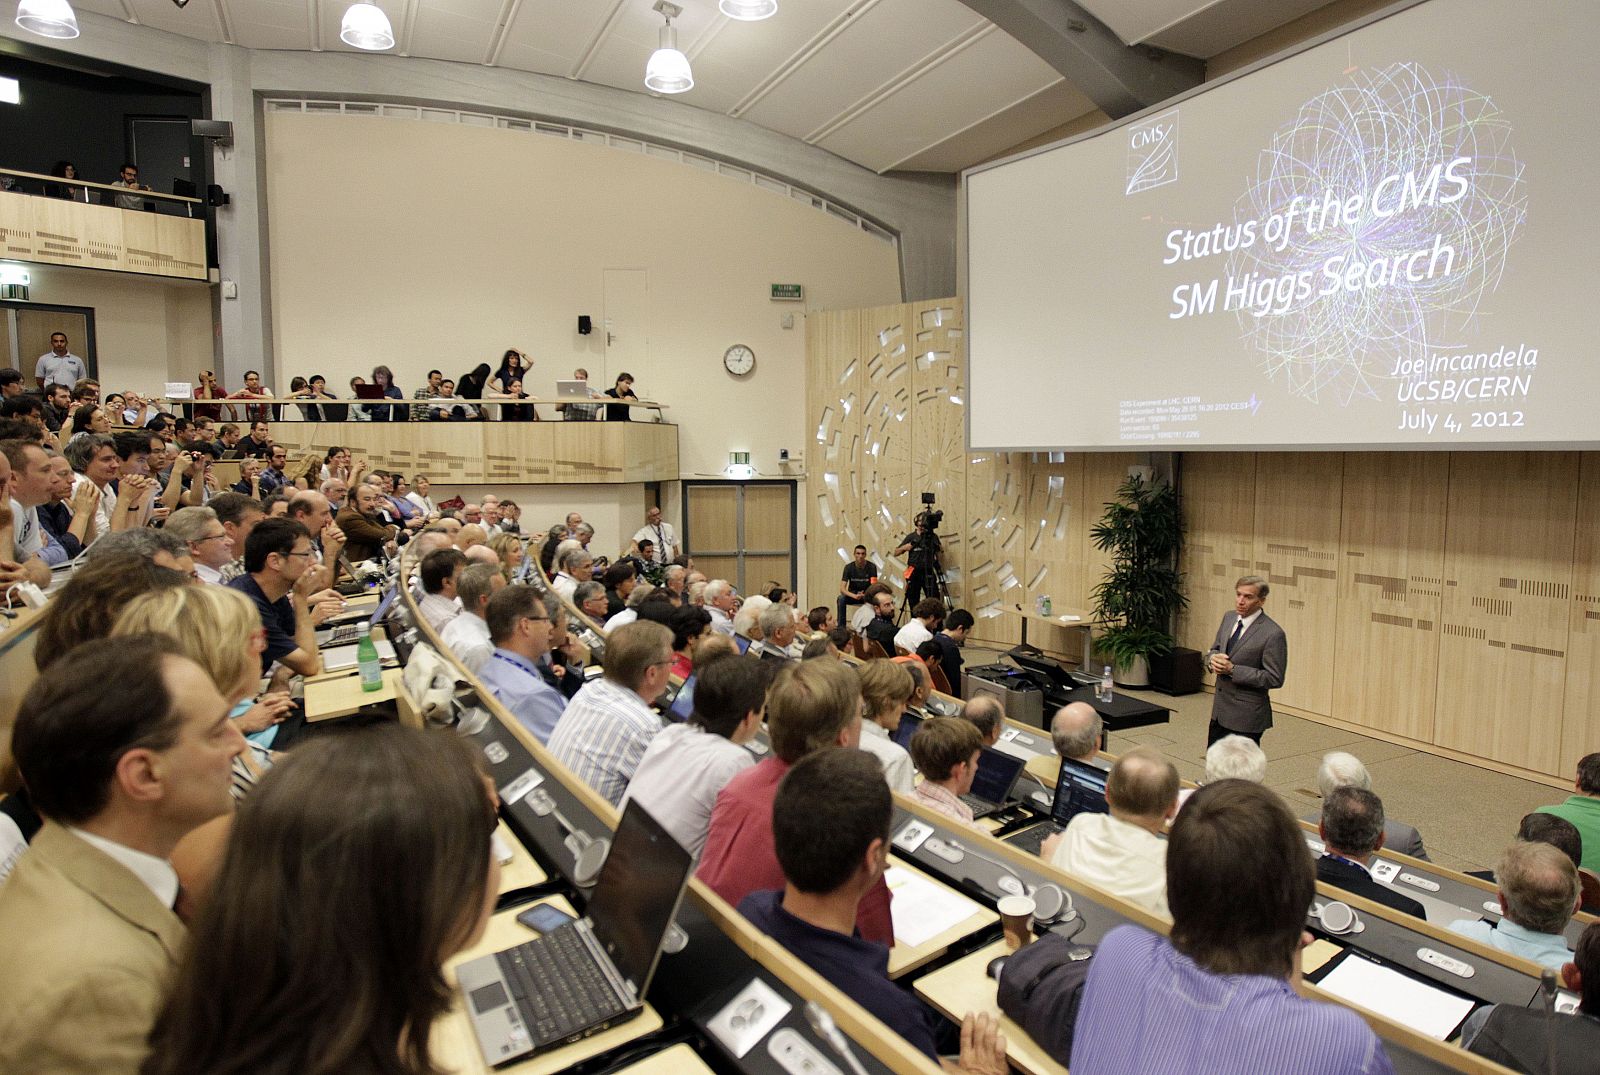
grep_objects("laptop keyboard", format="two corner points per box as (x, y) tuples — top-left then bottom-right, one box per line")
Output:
(320, 623), (361, 646)
(1007, 822), (1064, 856)
(496, 926), (625, 1045)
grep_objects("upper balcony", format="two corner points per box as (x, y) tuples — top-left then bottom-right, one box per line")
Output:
(0, 168), (207, 281)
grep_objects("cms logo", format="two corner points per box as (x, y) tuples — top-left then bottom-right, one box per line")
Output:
(1126, 109), (1179, 195)
(1130, 124), (1170, 149)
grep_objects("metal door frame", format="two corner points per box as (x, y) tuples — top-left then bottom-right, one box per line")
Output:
(1, 301), (98, 378)
(681, 479), (797, 594)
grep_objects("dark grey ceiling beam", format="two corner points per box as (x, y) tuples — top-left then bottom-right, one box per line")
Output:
(955, 0), (1202, 118)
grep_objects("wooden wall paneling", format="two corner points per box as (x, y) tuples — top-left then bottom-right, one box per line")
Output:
(1332, 453), (1448, 742)
(1561, 454), (1600, 769)
(1251, 453), (1343, 713)
(859, 305), (914, 604)
(0, 193), (207, 280)
(1434, 452), (1578, 776)
(806, 309), (864, 606)
(909, 299), (966, 607)
(964, 448), (1026, 647)
(1020, 452), (1085, 655)
(1176, 453), (1258, 682)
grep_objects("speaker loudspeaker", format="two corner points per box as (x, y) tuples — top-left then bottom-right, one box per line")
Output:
(578, 315), (592, 335)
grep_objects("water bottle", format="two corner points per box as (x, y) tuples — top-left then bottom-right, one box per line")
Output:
(1041, 595), (1052, 617)
(357, 623), (383, 692)
(1098, 665), (1113, 703)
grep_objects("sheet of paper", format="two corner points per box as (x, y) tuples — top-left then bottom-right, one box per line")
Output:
(1315, 954), (1476, 1040)
(886, 865), (980, 948)
(1300, 938), (1341, 976)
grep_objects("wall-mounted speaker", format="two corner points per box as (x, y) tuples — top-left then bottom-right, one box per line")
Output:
(578, 315), (592, 335)
(206, 184), (230, 207)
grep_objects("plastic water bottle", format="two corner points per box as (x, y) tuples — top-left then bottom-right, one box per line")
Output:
(357, 623), (383, 692)
(1098, 665), (1113, 703)
(1041, 595), (1052, 617)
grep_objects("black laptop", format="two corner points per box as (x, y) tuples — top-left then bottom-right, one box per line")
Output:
(456, 801), (693, 1065)
(892, 711), (923, 749)
(957, 746), (1027, 818)
(1005, 757), (1111, 855)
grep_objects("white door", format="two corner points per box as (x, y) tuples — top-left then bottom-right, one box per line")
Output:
(602, 269), (649, 386)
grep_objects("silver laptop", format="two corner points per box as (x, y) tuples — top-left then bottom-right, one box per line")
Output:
(458, 801), (693, 1065)
(319, 638), (397, 671)
(554, 380), (592, 399)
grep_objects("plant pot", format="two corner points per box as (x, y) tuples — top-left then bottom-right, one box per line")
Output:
(1113, 655), (1150, 688)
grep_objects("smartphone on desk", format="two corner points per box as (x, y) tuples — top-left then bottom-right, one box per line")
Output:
(515, 904), (576, 936)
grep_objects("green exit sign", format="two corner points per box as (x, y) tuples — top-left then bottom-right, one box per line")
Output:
(770, 283), (804, 302)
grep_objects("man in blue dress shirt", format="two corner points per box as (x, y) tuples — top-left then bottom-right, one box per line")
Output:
(475, 584), (566, 744)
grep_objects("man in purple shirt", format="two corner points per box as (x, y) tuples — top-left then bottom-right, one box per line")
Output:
(1070, 780), (1395, 1075)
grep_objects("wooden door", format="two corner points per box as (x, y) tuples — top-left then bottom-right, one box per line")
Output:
(683, 480), (795, 595)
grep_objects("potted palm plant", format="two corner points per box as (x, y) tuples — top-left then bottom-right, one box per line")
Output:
(1089, 474), (1186, 687)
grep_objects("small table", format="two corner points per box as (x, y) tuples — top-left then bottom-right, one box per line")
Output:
(1056, 685), (1170, 736)
(610, 1044), (715, 1075)
(303, 666), (403, 721)
(494, 820), (548, 894)
(885, 859), (997, 979)
(994, 605), (1094, 670)
(913, 939), (1068, 1075)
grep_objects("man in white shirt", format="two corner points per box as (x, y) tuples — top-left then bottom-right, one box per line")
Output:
(2, 440), (58, 586)
(705, 579), (738, 636)
(551, 546), (594, 602)
(0, 635), (245, 1073)
(548, 621), (673, 806)
(622, 651), (761, 856)
(752, 603), (800, 660)
(34, 332), (87, 390)
(417, 547), (467, 633)
(165, 506), (234, 585)
(440, 563), (504, 673)
(631, 505), (679, 566)
(894, 598), (943, 655)
(1044, 747), (1178, 918)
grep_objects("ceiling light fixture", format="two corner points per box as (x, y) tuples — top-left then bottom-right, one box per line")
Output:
(14, 0), (79, 39)
(339, 2), (395, 51)
(644, 2), (693, 95)
(718, 0), (777, 20)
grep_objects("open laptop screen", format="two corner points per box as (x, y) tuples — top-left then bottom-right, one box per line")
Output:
(892, 712), (923, 750)
(1053, 757), (1110, 822)
(585, 802), (694, 990)
(969, 746), (1026, 805)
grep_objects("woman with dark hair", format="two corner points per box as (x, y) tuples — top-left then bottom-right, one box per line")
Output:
(45, 160), (83, 200)
(69, 402), (110, 437)
(668, 604), (713, 679)
(364, 365), (405, 422)
(456, 363), (492, 421)
(539, 523), (569, 575)
(490, 349), (527, 394)
(604, 372), (638, 422)
(139, 724), (497, 1075)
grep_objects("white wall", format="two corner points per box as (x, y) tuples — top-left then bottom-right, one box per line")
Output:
(20, 266), (213, 394)
(262, 113), (901, 480)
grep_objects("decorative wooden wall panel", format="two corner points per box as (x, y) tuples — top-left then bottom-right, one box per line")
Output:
(0, 191), (207, 280)
(909, 300), (967, 608)
(1333, 453), (1448, 742)
(964, 449), (1025, 645)
(807, 308), (864, 603)
(859, 305), (914, 604)
(1434, 453), (1577, 775)
(1561, 455), (1600, 768)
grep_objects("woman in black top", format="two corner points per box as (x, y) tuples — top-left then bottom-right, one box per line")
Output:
(456, 363), (491, 420)
(605, 372), (638, 422)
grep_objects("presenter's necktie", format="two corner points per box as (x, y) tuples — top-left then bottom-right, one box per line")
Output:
(1225, 618), (1244, 655)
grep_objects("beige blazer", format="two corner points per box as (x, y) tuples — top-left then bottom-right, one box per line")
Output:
(0, 822), (187, 1075)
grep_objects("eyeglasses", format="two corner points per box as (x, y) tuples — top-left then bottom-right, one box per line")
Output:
(282, 549), (315, 560)
(195, 532), (229, 544)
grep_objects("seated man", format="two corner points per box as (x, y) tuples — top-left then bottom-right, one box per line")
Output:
(547, 621), (672, 805)
(622, 652), (763, 856)
(961, 693), (1004, 747)
(2, 438), (62, 582)
(1070, 780), (1395, 1074)
(699, 658), (894, 946)
(0, 636), (245, 1073)
(416, 547), (466, 633)
(475, 584), (568, 744)
(862, 589), (899, 655)
(752, 602), (800, 660)
(704, 579), (738, 636)
(37, 452), (94, 558)
(1463, 920), (1600, 1070)
(908, 716), (984, 825)
(1043, 747), (1178, 918)
(1205, 733), (1266, 782)
(893, 597), (943, 655)
(1316, 786), (1425, 919)
(1448, 840), (1579, 971)
(227, 517), (325, 681)
(929, 607), (971, 690)
(1309, 751), (1429, 861)
(164, 506), (234, 585)
(574, 579), (610, 624)
(1050, 701), (1103, 763)
(550, 545), (594, 602)
(438, 562), (505, 673)
(742, 748), (1006, 1074)
(1536, 753), (1600, 873)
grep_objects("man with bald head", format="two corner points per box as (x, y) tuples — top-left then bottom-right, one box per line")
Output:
(961, 694), (1005, 747)
(1043, 746), (1178, 917)
(287, 490), (345, 590)
(1051, 702), (1104, 764)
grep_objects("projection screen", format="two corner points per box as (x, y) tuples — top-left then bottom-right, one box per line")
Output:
(965, 0), (1595, 451)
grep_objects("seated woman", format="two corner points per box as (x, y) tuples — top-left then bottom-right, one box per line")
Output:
(456, 364), (492, 420)
(489, 350), (536, 421)
(488, 531), (524, 582)
(604, 372), (639, 422)
(363, 365), (405, 422)
(140, 724), (497, 1075)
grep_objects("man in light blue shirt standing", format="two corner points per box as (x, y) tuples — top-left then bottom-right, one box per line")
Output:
(1449, 840), (1579, 971)
(34, 332), (87, 390)
(475, 584), (566, 744)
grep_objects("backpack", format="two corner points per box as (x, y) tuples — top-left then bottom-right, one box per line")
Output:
(994, 933), (1096, 1061)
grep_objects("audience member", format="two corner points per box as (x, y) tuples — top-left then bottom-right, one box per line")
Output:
(961, 693), (1004, 746)
(837, 544), (879, 626)
(164, 506), (233, 584)
(668, 604), (712, 679)
(226, 372), (274, 425)
(754, 602), (801, 659)
(705, 579), (738, 635)
(208, 492), (266, 582)
(3, 438), (64, 577)
(1310, 751), (1429, 861)
(732, 594), (771, 641)
(807, 605), (835, 634)
(574, 579), (609, 623)
(1461, 920), (1600, 1069)
(336, 481), (399, 563)
(286, 491), (347, 590)
(235, 417), (271, 457)
(34, 557), (190, 671)
(476, 584), (569, 743)
(417, 548), (467, 633)
(551, 544), (594, 601)
(800, 636), (839, 661)
(928, 607), (971, 689)
(1316, 787), (1425, 918)
(0, 636), (244, 1073)
(439, 562), (505, 673)
(547, 621), (671, 805)
(34, 331), (87, 390)
(909, 716), (984, 825)
(741, 748), (1006, 1075)
(603, 560), (636, 617)
(1448, 840), (1579, 971)
(1537, 753), (1600, 872)
(894, 597), (943, 654)
(623, 652), (764, 856)
(226, 517), (325, 679)
(38, 451), (96, 557)
(1043, 747), (1178, 918)
(855, 659), (916, 793)
(1069, 780), (1393, 1074)
(140, 725), (495, 1075)
(604, 371), (639, 421)
(1204, 733), (1267, 783)
(699, 658), (893, 946)
(863, 589), (899, 655)
(405, 473), (436, 515)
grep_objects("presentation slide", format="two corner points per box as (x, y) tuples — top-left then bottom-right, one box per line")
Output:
(965, 0), (1596, 450)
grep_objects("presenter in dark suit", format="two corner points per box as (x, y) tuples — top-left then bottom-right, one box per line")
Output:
(1205, 575), (1287, 747)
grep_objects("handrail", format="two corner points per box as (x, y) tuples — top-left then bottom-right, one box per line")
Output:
(171, 395), (667, 409)
(0, 166), (202, 205)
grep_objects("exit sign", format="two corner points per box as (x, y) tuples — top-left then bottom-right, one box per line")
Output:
(770, 283), (804, 302)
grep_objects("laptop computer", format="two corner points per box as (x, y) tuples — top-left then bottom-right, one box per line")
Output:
(554, 380), (592, 399)
(317, 584), (399, 647)
(958, 746), (1027, 818)
(351, 383), (387, 400)
(1005, 757), (1111, 855)
(458, 801), (694, 1065)
(892, 711), (923, 750)
(320, 637), (397, 672)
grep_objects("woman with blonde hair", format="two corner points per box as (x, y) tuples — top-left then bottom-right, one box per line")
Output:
(855, 659), (916, 793)
(488, 531), (524, 581)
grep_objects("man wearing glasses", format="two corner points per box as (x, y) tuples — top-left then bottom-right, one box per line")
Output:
(165, 505), (236, 585)
(476, 586), (568, 745)
(227, 517), (328, 679)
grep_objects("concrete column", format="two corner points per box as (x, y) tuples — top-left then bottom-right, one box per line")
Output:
(206, 44), (273, 387)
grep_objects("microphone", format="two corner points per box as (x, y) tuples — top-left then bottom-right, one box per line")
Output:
(1539, 968), (1558, 1075)
(804, 1001), (871, 1075)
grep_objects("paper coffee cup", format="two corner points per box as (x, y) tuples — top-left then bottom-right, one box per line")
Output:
(998, 894), (1036, 949)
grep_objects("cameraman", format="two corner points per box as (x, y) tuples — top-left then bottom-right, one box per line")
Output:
(893, 511), (940, 607)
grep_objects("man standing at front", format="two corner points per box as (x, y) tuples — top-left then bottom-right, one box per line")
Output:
(35, 332), (87, 390)
(1204, 575), (1286, 747)
(631, 505), (679, 566)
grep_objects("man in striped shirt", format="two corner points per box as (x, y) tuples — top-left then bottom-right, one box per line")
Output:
(1069, 780), (1394, 1075)
(547, 620), (673, 806)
